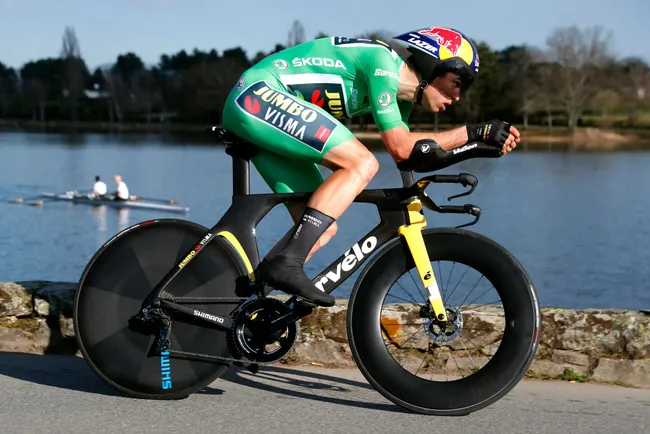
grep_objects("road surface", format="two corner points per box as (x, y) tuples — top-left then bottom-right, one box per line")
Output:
(0, 352), (648, 433)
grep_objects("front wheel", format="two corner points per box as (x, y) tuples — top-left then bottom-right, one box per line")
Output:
(347, 228), (540, 416)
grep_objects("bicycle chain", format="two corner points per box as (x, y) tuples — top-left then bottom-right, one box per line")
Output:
(159, 291), (249, 304)
(156, 294), (288, 366)
(167, 348), (279, 365)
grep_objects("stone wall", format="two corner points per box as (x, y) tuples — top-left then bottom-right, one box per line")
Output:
(1, 281), (649, 387)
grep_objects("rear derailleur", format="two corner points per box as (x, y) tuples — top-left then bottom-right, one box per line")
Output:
(128, 304), (173, 356)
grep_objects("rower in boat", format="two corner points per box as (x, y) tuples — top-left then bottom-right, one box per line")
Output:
(92, 175), (107, 199)
(113, 175), (130, 201)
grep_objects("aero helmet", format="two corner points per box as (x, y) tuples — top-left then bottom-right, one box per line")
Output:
(392, 26), (480, 103)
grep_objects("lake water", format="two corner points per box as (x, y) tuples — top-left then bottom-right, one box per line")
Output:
(0, 130), (649, 310)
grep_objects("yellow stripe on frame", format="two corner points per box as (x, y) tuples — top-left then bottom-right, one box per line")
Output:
(217, 231), (256, 282)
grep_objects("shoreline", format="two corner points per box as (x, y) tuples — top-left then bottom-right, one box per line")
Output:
(2, 119), (650, 150)
(1, 281), (649, 389)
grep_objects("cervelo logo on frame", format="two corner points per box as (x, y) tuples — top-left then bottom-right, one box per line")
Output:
(235, 80), (337, 152)
(314, 236), (378, 292)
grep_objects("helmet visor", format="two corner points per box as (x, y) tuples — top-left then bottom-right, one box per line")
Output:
(433, 60), (475, 96)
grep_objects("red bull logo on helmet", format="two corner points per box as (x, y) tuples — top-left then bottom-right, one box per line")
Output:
(419, 27), (463, 57)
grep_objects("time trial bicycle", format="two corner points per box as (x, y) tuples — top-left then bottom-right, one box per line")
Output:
(73, 127), (540, 416)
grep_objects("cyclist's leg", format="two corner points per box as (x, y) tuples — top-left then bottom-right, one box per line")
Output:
(250, 148), (340, 261)
(222, 73), (379, 305)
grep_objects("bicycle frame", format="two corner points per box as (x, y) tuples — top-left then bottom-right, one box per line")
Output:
(137, 131), (483, 329)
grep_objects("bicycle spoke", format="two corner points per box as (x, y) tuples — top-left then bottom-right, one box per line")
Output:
(387, 328), (425, 355)
(444, 265), (470, 303)
(406, 268), (428, 302)
(385, 291), (421, 306)
(442, 260), (456, 301)
(455, 274), (486, 310)
(460, 330), (495, 360)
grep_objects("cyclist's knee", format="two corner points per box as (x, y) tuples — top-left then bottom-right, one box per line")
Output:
(326, 140), (379, 185)
(358, 153), (380, 184)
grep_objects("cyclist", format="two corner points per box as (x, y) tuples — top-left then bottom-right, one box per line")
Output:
(221, 26), (520, 307)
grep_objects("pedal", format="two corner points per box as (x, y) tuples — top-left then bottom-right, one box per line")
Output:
(234, 361), (260, 374)
(292, 297), (318, 310)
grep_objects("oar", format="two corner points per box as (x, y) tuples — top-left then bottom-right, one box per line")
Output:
(131, 195), (180, 205)
(7, 189), (91, 205)
(7, 195), (44, 204)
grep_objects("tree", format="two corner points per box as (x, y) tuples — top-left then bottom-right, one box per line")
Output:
(455, 41), (499, 123)
(287, 20), (306, 47)
(60, 26), (88, 121)
(590, 89), (621, 118)
(544, 25), (613, 129)
(357, 29), (393, 42)
(617, 57), (650, 126)
(20, 58), (66, 121)
(0, 62), (18, 116)
(531, 61), (563, 131)
(222, 47), (249, 69)
(113, 52), (145, 85)
(498, 45), (543, 129)
(100, 66), (125, 122)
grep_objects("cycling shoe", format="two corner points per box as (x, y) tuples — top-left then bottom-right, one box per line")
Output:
(257, 255), (335, 307)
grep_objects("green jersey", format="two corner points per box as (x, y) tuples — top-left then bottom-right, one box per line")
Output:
(221, 36), (412, 198)
(245, 37), (412, 132)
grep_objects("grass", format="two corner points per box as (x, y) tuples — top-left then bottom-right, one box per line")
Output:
(525, 367), (589, 383)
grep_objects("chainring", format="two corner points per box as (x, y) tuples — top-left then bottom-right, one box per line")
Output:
(229, 297), (298, 364)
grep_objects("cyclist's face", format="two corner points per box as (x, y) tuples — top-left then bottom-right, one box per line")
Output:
(432, 72), (463, 100)
(422, 72), (462, 112)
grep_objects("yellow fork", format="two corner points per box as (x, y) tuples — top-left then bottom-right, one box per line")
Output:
(397, 199), (448, 322)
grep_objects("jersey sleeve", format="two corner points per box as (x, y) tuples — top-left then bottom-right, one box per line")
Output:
(361, 50), (408, 132)
(398, 100), (413, 132)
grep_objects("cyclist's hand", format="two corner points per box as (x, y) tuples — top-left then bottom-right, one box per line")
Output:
(467, 120), (518, 155)
(501, 124), (520, 155)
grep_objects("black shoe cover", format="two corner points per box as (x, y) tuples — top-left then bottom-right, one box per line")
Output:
(258, 255), (335, 307)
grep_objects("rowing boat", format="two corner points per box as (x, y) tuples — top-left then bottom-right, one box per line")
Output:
(39, 192), (190, 213)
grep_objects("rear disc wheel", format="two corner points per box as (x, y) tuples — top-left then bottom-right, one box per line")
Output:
(73, 219), (251, 399)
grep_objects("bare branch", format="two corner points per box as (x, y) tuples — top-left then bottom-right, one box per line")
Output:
(287, 20), (306, 47)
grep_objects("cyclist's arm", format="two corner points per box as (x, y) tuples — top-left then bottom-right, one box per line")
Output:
(362, 52), (469, 162)
(380, 126), (469, 162)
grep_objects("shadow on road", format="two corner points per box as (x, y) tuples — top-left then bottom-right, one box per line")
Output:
(0, 351), (119, 396)
(219, 364), (407, 413)
(0, 352), (405, 413)
(0, 351), (227, 398)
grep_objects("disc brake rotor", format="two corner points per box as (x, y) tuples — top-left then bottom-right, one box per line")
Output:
(424, 306), (463, 343)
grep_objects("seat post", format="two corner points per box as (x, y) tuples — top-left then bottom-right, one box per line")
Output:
(232, 154), (250, 196)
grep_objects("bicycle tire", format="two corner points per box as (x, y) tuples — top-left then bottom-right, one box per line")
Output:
(73, 219), (251, 399)
(347, 228), (540, 416)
